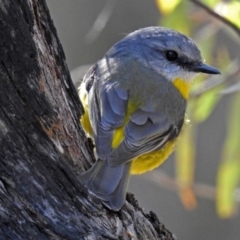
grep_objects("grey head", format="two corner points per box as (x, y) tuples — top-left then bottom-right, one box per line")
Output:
(106, 26), (220, 82)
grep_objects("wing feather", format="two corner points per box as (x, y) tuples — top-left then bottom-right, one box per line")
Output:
(108, 108), (175, 166)
(89, 81), (128, 159)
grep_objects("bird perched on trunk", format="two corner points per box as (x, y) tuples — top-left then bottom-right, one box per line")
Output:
(79, 26), (220, 211)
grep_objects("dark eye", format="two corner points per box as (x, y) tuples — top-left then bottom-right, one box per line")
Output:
(166, 50), (178, 61)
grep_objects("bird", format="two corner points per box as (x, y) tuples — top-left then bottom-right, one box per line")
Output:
(79, 26), (220, 211)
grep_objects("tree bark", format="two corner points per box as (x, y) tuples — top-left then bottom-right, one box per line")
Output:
(0, 0), (174, 239)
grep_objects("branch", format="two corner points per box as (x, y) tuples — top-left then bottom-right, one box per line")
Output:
(144, 171), (216, 201)
(190, 0), (240, 38)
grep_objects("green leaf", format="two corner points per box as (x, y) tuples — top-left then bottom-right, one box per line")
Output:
(192, 85), (223, 122)
(217, 92), (240, 218)
(159, 1), (191, 35)
(155, 0), (181, 15)
(175, 122), (197, 209)
(201, 0), (222, 7)
(176, 123), (196, 185)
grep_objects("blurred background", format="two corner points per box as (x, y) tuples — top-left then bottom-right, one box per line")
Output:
(46, 1), (240, 239)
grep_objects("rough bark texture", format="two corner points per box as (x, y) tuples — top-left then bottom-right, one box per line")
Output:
(0, 0), (174, 239)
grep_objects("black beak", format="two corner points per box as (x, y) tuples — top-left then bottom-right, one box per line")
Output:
(190, 63), (220, 75)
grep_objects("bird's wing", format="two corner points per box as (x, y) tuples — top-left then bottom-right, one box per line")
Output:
(89, 77), (128, 160)
(108, 105), (180, 166)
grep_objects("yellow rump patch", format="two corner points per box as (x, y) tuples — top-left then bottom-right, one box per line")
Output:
(173, 78), (190, 99)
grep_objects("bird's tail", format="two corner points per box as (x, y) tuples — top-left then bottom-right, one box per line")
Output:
(80, 160), (131, 211)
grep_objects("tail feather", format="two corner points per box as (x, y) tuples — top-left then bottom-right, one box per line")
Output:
(80, 160), (130, 211)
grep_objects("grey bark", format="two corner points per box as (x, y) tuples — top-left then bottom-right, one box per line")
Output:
(0, 0), (174, 239)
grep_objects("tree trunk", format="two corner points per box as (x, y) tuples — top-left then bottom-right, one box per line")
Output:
(0, 0), (174, 239)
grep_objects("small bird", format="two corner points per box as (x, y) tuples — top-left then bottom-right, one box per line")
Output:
(79, 26), (220, 211)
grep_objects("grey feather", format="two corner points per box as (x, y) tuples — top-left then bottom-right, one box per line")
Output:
(101, 90), (117, 127)
(130, 109), (149, 125)
(102, 162), (130, 211)
(80, 160), (131, 211)
(107, 84), (128, 115)
(114, 84), (128, 100)
(93, 84), (128, 159)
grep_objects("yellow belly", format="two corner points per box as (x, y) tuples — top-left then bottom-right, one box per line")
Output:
(130, 139), (177, 174)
